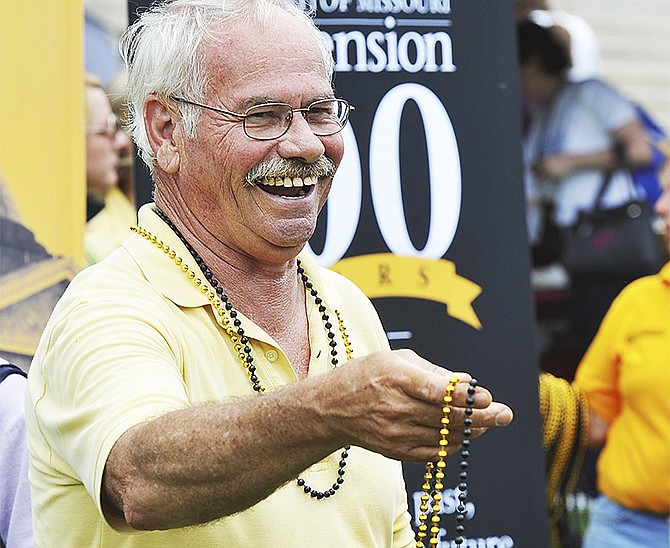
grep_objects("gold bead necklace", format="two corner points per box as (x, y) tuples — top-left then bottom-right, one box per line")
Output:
(416, 377), (477, 547)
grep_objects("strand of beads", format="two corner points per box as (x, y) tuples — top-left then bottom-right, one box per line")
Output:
(453, 379), (477, 546)
(416, 376), (478, 548)
(416, 375), (459, 547)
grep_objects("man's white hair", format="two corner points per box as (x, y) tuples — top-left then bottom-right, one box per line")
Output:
(120, 0), (333, 168)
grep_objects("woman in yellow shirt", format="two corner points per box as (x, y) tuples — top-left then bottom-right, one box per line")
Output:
(573, 148), (670, 547)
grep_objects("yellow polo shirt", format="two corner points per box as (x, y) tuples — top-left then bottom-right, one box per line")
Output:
(573, 262), (670, 514)
(26, 204), (415, 547)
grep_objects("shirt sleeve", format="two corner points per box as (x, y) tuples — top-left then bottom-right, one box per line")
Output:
(572, 285), (635, 421)
(579, 79), (639, 133)
(32, 296), (192, 529)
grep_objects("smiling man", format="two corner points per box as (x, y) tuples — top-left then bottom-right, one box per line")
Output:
(25, 1), (513, 546)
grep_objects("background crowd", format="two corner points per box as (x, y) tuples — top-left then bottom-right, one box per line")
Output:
(516, 2), (670, 546)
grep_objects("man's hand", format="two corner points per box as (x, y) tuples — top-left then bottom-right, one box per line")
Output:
(317, 349), (513, 462)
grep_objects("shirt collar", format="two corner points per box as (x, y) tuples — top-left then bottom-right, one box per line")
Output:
(122, 202), (344, 327)
(122, 203), (209, 308)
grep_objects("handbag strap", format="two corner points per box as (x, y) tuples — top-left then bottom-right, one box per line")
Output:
(570, 82), (640, 211)
(592, 142), (639, 210)
(592, 171), (614, 210)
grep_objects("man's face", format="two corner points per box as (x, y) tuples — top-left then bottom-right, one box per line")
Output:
(169, 12), (345, 264)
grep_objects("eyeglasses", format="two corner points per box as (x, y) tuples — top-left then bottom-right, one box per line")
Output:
(87, 114), (121, 138)
(170, 96), (354, 141)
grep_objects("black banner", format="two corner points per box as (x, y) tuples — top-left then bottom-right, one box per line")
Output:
(303, 1), (550, 546)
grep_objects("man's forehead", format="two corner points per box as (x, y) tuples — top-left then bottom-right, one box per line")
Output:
(205, 14), (321, 59)
(202, 21), (329, 89)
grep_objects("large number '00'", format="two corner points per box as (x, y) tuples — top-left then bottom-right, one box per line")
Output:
(306, 83), (462, 267)
(308, 83), (461, 266)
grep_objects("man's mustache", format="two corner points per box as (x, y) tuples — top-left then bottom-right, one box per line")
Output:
(244, 157), (337, 186)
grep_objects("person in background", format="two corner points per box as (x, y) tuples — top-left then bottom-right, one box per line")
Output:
(517, 20), (654, 357)
(571, 143), (670, 546)
(84, 73), (136, 265)
(25, 1), (513, 547)
(106, 68), (136, 208)
(516, 0), (602, 83)
(0, 359), (32, 548)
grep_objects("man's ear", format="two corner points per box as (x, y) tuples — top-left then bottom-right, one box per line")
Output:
(145, 94), (180, 173)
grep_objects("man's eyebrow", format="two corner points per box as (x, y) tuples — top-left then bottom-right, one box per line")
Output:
(242, 95), (276, 108)
(240, 93), (337, 109)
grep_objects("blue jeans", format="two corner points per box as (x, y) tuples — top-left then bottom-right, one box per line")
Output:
(582, 495), (669, 547)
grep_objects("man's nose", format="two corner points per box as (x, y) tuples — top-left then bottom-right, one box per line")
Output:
(277, 113), (325, 163)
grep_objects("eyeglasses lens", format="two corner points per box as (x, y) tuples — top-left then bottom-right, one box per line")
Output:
(87, 114), (119, 138)
(243, 100), (350, 140)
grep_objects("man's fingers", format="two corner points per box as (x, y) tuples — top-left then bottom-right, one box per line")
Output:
(469, 401), (514, 428)
(493, 404), (514, 426)
(391, 353), (513, 427)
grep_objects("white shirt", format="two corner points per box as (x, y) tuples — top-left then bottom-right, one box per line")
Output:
(0, 361), (33, 548)
(524, 79), (639, 236)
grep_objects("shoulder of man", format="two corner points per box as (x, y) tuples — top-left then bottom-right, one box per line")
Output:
(0, 359), (27, 383)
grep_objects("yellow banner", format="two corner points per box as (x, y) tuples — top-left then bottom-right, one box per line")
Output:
(0, 0), (85, 265)
(0, 0), (83, 368)
(331, 253), (482, 329)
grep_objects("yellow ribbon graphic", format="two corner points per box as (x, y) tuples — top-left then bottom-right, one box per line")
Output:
(331, 253), (482, 329)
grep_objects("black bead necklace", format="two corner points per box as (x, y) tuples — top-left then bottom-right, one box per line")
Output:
(132, 209), (351, 499)
(454, 379), (477, 545)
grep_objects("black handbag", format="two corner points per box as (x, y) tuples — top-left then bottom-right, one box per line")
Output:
(562, 171), (668, 278)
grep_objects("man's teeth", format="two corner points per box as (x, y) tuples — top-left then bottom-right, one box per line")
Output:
(260, 176), (316, 187)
